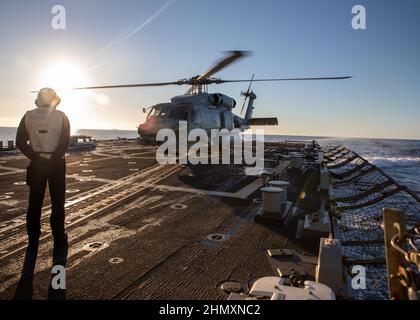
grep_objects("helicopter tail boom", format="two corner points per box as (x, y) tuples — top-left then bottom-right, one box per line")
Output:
(248, 118), (278, 126)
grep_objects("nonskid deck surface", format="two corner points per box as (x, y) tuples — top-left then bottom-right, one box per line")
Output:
(3, 141), (417, 300)
(0, 140), (312, 300)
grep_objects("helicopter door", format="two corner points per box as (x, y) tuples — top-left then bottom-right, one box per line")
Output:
(205, 112), (213, 130)
(204, 112), (217, 131)
(220, 112), (225, 128)
(171, 107), (190, 121)
(191, 108), (202, 127)
(213, 112), (221, 128)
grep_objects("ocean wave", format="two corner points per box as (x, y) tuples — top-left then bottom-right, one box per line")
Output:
(364, 156), (420, 164)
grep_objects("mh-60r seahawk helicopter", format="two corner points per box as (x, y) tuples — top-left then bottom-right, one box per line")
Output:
(72, 51), (351, 144)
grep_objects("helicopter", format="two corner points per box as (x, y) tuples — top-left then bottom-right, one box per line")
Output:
(70, 51), (351, 144)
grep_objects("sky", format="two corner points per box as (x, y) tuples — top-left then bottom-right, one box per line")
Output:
(0, 0), (419, 139)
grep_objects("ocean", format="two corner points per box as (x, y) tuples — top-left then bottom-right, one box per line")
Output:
(1, 127), (419, 193)
(269, 135), (420, 193)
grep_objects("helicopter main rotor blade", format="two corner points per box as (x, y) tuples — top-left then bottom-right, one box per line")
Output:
(220, 76), (352, 84)
(186, 50), (251, 94)
(31, 81), (181, 93)
(196, 51), (251, 81)
(69, 81), (180, 91)
(30, 75), (352, 93)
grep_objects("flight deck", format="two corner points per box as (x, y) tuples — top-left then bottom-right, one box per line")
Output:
(0, 140), (419, 300)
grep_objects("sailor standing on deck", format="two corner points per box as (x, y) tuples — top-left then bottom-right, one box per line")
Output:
(16, 88), (70, 263)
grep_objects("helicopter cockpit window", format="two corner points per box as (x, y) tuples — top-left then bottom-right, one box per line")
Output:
(157, 109), (169, 117)
(149, 105), (171, 119)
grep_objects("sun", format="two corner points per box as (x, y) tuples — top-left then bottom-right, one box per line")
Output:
(36, 58), (108, 132)
(38, 58), (89, 90)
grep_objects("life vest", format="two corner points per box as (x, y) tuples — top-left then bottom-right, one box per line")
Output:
(25, 107), (66, 159)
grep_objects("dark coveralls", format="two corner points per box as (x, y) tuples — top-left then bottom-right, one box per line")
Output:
(16, 115), (70, 248)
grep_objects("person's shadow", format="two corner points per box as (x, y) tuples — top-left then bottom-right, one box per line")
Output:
(13, 245), (68, 300)
(13, 247), (38, 300)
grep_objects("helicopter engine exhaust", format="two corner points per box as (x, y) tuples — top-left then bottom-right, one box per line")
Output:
(209, 93), (236, 109)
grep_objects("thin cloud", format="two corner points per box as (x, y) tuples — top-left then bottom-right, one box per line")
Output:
(120, 0), (177, 43)
(89, 0), (177, 71)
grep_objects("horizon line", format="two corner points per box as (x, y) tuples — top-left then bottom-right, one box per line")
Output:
(0, 126), (419, 141)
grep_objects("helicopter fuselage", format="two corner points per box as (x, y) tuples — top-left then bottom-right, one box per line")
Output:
(138, 93), (250, 143)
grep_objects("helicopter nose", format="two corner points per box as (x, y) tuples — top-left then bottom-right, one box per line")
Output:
(139, 117), (159, 134)
(139, 122), (152, 133)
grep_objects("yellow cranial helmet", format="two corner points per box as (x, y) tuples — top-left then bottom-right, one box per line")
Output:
(35, 87), (61, 108)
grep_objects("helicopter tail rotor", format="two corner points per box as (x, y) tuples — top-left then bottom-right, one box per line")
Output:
(240, 74), (254, 115)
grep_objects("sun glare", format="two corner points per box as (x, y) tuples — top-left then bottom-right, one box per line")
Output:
(38, 59), (88, 90)
(36, 58), (108, 132)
